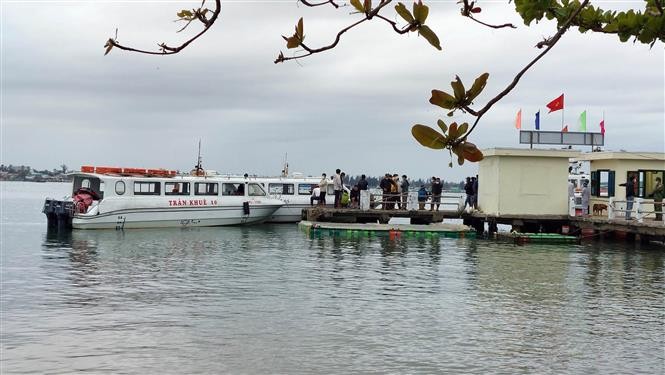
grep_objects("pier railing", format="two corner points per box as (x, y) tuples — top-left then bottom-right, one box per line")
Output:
(360, 191), (464, 212)
(607, 197), (664, 224)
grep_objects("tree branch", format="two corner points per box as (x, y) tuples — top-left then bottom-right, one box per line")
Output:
(460, 0), (591, 141)
(299, 0), (340, 8)
(275, 0), (396, 63)
(105, 0), (221, 56)
(460, 0), (516, 29)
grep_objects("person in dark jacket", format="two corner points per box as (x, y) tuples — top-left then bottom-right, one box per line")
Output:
(379, 173), (391, 210)
(349, 185), (360, 208)
(619, 175), (636, 219)
(650, 177), (663, 221)
(464, 177), (473, 209)
(400, 175), (410, 209)
(357, 174), (369, 191)
(430, 177), (443, 211)
(418, 185), (429, 210)
(472, 175), (479, 209)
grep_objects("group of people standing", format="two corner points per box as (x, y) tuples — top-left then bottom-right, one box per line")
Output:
(416, 177), (444, 211)
(311, 170), (371, 208)
(463, 176), (479, 210)
(379, 174), (410, 210)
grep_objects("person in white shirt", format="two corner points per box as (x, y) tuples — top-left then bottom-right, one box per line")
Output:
(318, 173), (328, 206)
(333, 169), (343, 208)
(310, 185), (321, 206)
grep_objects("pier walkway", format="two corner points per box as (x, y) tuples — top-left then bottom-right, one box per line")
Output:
(301, 207), (665, 242)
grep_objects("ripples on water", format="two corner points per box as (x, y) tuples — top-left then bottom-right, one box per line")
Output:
(1, 182), (664, 374)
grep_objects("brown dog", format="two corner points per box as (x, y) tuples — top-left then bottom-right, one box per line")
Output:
(593, 203), (608, 216)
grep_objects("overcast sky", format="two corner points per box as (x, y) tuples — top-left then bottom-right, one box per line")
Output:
(1, 0), (663, 181)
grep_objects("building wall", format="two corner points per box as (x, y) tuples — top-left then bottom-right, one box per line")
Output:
(479, 155), (569, 215)
(478, 156), (500, 214)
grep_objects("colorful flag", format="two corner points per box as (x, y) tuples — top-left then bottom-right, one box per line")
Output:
(535, 111), (540, 130)
(600, 119), (605, 135)
(578, 110), (587, 132)
(515, 109), (522, 129)
(562, 125), (569, 133)
(546, 94), (564, 113)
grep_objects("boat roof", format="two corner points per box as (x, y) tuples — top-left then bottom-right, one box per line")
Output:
(72, 172), (254, 183)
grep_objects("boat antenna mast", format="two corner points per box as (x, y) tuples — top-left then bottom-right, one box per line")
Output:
(281, 153), (288, 177)
(194, 139), (204, 176)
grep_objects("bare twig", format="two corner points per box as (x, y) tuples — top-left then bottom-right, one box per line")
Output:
(275, 0), (395, 63)
(467, 16), (516, 30)
(106, 0), (221, 55)
(460, 0), (516, 29)
(300, 0), (340, 8)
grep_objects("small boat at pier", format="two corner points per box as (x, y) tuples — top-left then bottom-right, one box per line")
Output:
(43, 165), (284, 230)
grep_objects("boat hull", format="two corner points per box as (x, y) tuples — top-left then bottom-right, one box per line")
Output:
(72, 205), (282, 229)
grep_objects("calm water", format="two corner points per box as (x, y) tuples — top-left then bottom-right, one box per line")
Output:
(1, 182), (663, 374)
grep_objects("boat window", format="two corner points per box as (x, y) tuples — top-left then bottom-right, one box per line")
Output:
(222, 183), (246, 196)
(165, 182), (190, 196)
(248, 183), (266, 196)
(72, 176), (103, 197)
(269, 183), (294, 195)
(195, 182), (218, 196)
(134, 181), (161, 195)
(298, 183), (316, 195)
(115, 181), (125, 195)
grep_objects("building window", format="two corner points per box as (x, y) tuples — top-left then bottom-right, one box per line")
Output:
(269, 183), (294, 195)
(248, 183), (266, 197)
(629, 170), (665, 198)
(194, 182), (218, 196)
(165, 182), (189, 195)
(115, 181), (126, 195)
(134, 181), (161, 195)
(590, 170), (615, 197)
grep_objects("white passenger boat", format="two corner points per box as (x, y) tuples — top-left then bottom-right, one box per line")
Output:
(43, 166), (284, 230)
(253, 174), (340, 223)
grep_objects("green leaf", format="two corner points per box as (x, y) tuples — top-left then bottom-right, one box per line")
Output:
(429, 89), (456, 109)
(437, 119), (448, 134)
(457, 122), (469, 136)
(451, 76), (466, 101)
(418, 25), (442, 50)
(350, 0), (365, 13)
(395, 2), (415, 23)
(413, 0), (429, 24)
(411, 125), (447, 149)
(177, 9), (194, 19)
(296, 17), (304, 40)
(449, 122), (460, 139)
(466, 72), (489, 102)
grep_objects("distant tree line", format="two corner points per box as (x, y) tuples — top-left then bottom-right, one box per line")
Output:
(0, 164), (71, 181)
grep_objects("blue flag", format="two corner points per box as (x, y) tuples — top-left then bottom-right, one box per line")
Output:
(535, 110), (540, 130)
